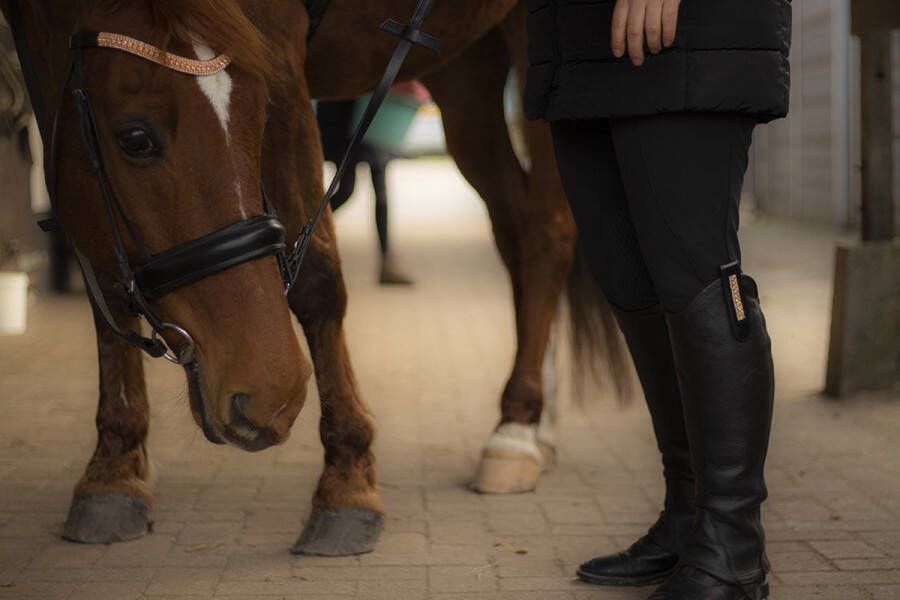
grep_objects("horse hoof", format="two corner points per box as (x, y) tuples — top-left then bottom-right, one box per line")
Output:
(471, 423), (544, 494)
(62, 494), (150, 544)
(471, 449), (542, 494)
(291, 507), (384, 556)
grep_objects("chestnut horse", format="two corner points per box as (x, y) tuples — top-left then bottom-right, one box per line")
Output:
(302, 0), (627, 498)
(3, 0), (624, 556)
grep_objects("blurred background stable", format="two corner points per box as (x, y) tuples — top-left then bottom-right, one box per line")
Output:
(1, 10), (898, 397)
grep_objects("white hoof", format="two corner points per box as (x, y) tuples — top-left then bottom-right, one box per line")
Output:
(471, 423), (543, 494)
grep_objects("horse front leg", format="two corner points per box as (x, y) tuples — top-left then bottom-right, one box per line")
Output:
(287, 220), (385, 557)
(255, 14), (382, 555)
(424, 27), (574, 495)
(63, 280), (153, 543)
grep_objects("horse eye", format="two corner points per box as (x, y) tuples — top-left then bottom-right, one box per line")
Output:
(116, 126), (159, 157)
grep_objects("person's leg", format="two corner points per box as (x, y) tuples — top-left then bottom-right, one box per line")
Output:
(317, 100), (359, 213)
(611, 113), (773, 599)
(551, 119), (694, 587)
(610, 113), (750, 312)
(551, 120), (656, 312)
(316, 100), (355, 164)
(366, 151), (412, 285)
(371, 159), (389, 256)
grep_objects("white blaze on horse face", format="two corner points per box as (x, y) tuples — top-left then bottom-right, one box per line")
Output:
(234, 180), (247, 219)
(193, 42), (247, 217)
(192, 43), (233, 143)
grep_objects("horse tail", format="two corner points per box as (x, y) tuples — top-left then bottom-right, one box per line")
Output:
(564, 238), (634, 404)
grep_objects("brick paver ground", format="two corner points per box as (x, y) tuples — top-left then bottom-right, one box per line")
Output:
(1, 159), (898, 599)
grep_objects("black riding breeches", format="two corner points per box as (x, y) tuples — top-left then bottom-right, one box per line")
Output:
(551, 113), (756, 313)
(318, 100), (392, 254)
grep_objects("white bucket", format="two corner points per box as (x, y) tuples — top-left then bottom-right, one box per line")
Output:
(0, 272), (29, 336)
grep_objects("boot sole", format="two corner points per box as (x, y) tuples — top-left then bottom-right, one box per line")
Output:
(576, 567), (674, 587)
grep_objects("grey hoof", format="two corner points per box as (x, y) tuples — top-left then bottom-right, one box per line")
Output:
(62, 494), (150, 544)
(291, 507), (384, 556)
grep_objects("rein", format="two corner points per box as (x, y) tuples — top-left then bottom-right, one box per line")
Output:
(6, 0), (440, 366)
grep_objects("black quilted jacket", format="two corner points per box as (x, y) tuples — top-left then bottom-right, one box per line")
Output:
(523, 0), (792, 122)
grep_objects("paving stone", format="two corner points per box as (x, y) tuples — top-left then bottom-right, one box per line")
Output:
(427, 565), (497, 593)
(809, 540), (885, 559)
(213, 579), (356, 595)
(769, 550), (833, 573)
(498, 575), (585, 592)
(0, 162), (898, 600)
(425, 544), (495, 566)
(147, 568), (222, 596)
(355, 578), (427, 599)
(778, 570), (900, 585)
(868, 585), (900, 599)
(495, 556), (568, 578)
(0, 581), (76, 599)
(571, 587), (647, 599)
(70, 581), (148, 600)
(29, 542), (106, 569)
(768, 584), (870, 599)
(834, 558), (900, 571)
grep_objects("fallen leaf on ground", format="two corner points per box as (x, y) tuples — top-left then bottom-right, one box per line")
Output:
(494, 540), (528, 555)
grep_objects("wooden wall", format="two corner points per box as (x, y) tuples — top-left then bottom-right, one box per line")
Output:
(751, 0), (900, 232)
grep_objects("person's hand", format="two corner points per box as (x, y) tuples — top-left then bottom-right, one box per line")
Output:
(612, 0), (681, 66)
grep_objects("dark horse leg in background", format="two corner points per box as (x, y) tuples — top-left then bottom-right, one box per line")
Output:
(62, 277), (153, 543)
(422, 6), (576, 494)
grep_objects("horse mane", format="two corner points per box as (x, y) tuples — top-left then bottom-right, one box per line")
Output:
(91, 0), (276, 80)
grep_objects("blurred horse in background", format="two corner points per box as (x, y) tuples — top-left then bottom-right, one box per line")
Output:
(300, 0), (630, 499)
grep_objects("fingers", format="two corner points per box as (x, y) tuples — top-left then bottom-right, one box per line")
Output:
(611, 0), (630, 59)
(661, 0), (680, 47)
(645, 0), (663, 55)
(626, 0), (646, 65)
(613, 0), (674, 66)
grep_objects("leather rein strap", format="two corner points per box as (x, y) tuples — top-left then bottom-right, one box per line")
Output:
(6, 0), (441, 364)
(284, 0), (441, 291)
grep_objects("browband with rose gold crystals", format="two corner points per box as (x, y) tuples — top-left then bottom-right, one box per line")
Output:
(70, 32), (231, 76)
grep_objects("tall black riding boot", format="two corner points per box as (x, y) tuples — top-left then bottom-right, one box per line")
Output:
(650, 273), (774, 600)
(578, 306), (695, 587)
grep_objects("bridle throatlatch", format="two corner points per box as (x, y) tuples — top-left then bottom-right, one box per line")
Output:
(6, 0), (441, 366)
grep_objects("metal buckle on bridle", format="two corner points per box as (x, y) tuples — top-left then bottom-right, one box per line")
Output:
(152, 322), (197, 365)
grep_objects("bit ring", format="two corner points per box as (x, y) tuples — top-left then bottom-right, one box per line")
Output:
(152, 322), (196, 365)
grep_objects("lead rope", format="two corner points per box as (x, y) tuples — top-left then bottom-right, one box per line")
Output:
(283, 0), (441, 291)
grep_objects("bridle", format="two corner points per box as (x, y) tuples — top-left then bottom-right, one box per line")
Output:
(6, 0), (440, 367)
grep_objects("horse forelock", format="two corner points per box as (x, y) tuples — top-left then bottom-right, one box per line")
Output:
(88, 0), (276, 81)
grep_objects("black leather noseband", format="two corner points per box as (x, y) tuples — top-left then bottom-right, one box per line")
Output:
(135, 216), (286, 301)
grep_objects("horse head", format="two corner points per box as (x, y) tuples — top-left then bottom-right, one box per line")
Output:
(4, 0), (311, 451)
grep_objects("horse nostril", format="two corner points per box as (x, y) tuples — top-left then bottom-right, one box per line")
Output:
(230, 393), (258, 432)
